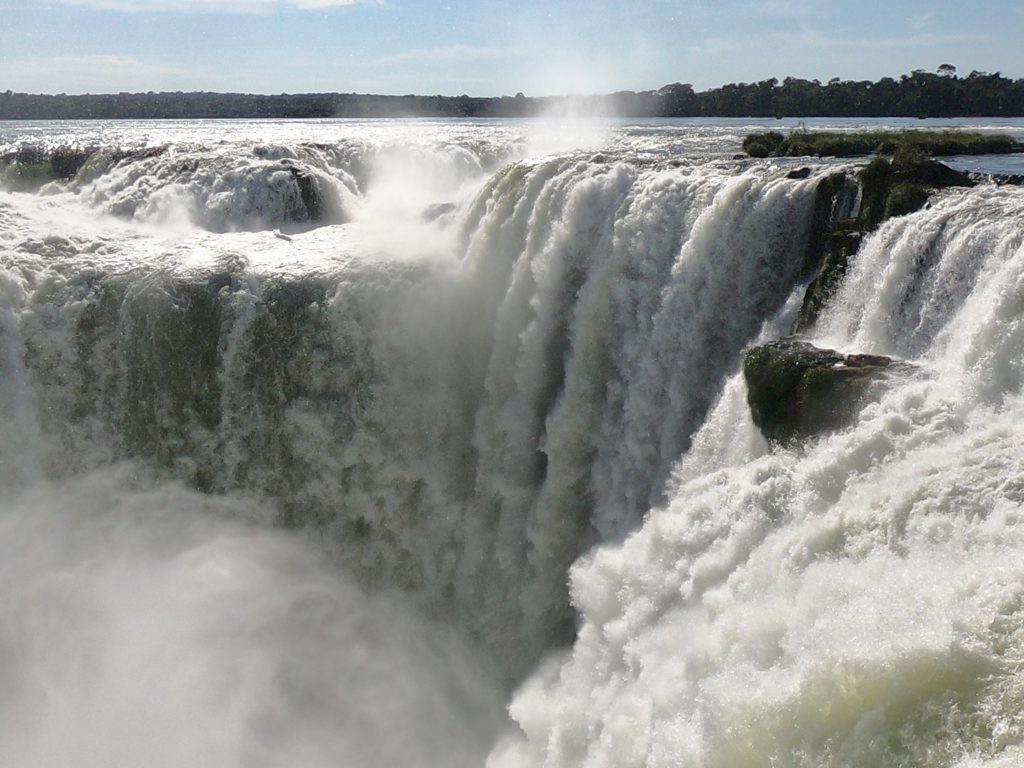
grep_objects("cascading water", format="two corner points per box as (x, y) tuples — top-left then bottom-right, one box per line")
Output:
(2, 117), (1024, 766)
(492, 179), (1024, 768)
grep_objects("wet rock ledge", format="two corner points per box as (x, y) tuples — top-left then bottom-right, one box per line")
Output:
(743, 339), (906, 444)
(791, 156), (975, 334)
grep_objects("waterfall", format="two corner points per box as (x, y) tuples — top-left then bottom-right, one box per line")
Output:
(4, 120), (1024, 766)
(1, 145), (823, 680)
(494, 183), (1024, 768)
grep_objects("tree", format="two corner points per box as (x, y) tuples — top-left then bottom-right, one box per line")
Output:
(938, 64), (957, 77)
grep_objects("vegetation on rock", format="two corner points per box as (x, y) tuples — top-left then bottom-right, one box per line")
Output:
(743, 340), (904, 444)
(884, 182), (931, 219)
(791, 154), (975, 332)
(742, 129), (1021, 159)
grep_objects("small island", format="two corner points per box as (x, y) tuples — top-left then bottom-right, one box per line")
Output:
(741, 129), (1023, 159)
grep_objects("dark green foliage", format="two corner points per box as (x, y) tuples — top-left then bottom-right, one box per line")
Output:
(743, 130), (1021, 159)
(743, 340), (900, 444)
(899, 131), (1019, 156)
(857, 155), (972, 230)
(744, 141), (772, 159)
(784, 131), (880, 157)
(742, 131), (785, 158)
(792, 155), (975, 333)
(792, 229), (859, 333)
(5, 68), (1024, 119)
(867, 156), (961, 255)
(885, 183), (930, 219)
(858, 158), (897, 231)
(891, 142), (929, 169)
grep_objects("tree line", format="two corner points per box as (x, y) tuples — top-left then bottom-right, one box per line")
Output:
(3, 67), (1023, 120)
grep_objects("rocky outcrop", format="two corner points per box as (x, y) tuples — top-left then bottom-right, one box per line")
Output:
(786, 172), (862, 334)
(288, 166), (322, 222)
(792, 223), (861, 334)
(792, 157), (974, 333)
(743, 339), (905, 444)
(857, 156), (973, 231)
(742, 129), (1022, 159)
(968, 171), (1024, 186)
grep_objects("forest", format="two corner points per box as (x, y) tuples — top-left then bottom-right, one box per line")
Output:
(2, 67), (1024, 120)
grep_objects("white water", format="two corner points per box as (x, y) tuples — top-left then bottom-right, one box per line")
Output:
(3, 118), (1024, 765)
(494, 182), (1024, 768)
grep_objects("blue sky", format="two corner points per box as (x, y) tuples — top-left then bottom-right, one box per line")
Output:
(1, 0), (1022, 96)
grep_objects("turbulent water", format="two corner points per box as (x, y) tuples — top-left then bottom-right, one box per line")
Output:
(2, 116), (1024, 766)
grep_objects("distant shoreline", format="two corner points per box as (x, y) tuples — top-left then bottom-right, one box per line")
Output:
(3, 69), (1024, 121)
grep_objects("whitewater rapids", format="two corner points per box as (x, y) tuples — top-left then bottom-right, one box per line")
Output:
(2, 117), (1024, 766)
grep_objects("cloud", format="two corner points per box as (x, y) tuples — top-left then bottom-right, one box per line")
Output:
(747, 0), (818, 18)
(795, 27), (992, 49)
(43, 0), (373, 12)
(690, 27), (992, 56)
(373, 46), (516, 67)
(909, 12), (934, 31)
(687, 35), (750, 56)
(0, 54), (239, 93)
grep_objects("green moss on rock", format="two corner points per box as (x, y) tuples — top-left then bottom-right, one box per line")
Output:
(792, 228), (860, 334)
(792, 155), (975, 333)
(790, 171), (862, 332)
(742, 129), (1021, 159)
(742, 131), (785, 158)
(743, 339), (903, 444)
(885, 182), (931, 219)
(859, 156), (972, 230)
(857, 157), (893, 230)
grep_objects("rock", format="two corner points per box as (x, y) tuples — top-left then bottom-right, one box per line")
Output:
(790, 173), (861, 332)
(287, 165), (323, 221)
(793, 157), (974, 334)
(743, 339), (905, 444)
(893, 158), (973, 189)
(859, 157), (972, 231)
(49, 147), (93, 180)
(792, 227), (861, 334)
(968, 172), (1024, 186)
(786, 167), (812, 179)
